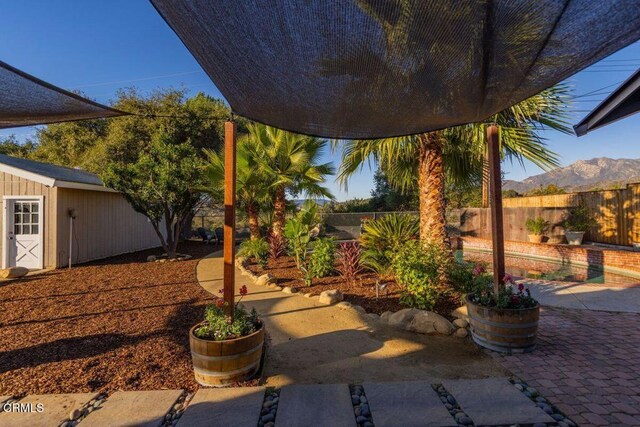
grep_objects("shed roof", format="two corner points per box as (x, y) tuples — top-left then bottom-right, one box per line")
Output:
(574, 68), (640, 136)
(0, 154), (114, 192)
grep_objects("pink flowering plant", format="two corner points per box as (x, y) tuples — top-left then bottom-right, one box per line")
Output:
(470, 273), (538, 309)
(194, 285), (260, 341)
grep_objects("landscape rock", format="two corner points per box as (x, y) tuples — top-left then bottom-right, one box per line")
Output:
(1, 267), (29, 279)
(451, 305), (469, 321)
(282, 286), (297, 294)
(318, 289), (344, 305)
(70, 409), (81, 420)
(388, 308), (421, 328)
(147, 255), (157, 262)
(379, 311), (392, 323)
(351, 305), (366, 314)
(256, 274), (274, 286)
(364, 313), (379, 321)
(407, 310), (455, 335)
(303, 293), (313, 298)
(455, 327), (469, 338)
(337, 301), (353, 310)
(453, 318), (469, 328)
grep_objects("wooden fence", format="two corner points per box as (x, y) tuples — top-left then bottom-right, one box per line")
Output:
(492, 183), (640, 246)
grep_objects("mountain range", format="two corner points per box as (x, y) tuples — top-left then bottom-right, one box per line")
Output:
(503, 157), (640, 193)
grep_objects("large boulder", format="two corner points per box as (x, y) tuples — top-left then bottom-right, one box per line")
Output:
(387, 308), (421, 328)
(1, 267), (29, 279)
(318, 289), (343, 305)
(408, 311), (455, 335)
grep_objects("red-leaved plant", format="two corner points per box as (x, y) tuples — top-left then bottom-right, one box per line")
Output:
(337, 241), (363, 286)
(267, 231), (287, 260)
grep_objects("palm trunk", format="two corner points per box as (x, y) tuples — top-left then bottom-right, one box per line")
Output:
(417, 133), (448, 249)
(247, 203), (261, 240)
(272, 185), (286, 237)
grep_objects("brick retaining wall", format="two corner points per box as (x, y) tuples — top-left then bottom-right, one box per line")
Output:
(457, 237), (640, 274)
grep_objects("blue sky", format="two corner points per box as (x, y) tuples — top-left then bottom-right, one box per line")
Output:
(1, 1), (640, 201)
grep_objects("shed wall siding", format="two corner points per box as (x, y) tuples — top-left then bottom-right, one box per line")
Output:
(56, 188), (160, 267)
(0, 171), (58, 268)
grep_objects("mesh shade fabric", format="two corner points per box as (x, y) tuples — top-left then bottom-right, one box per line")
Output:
(151, 0), (640, 139)
(0, 60), (126, 130)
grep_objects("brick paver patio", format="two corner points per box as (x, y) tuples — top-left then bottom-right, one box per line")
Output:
(489, 307), (640, 427)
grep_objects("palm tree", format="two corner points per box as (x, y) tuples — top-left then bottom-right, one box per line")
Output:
(205, 135), (271, 240)
(248, 123), (335, 236)
(337, 85), (572, 248)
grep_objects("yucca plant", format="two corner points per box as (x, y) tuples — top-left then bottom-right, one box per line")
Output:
(360, 214), (419, 280)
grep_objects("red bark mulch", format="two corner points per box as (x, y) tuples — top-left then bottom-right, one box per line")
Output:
(245, 256), (460, 318)
(0, 241), (217, 396)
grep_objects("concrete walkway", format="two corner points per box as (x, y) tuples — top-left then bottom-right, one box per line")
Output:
(526, 279), (640, 313)
(196, 251), (507, 386)
(0, 378), (558, 426)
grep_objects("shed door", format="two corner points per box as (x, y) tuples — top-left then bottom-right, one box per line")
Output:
(5, 198), (43, 269)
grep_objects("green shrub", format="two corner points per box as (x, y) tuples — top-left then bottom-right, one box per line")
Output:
(392, 240), (449, 310)
(194, 304), (259, 341)
(309, 238), (336, 278)
(360, 214), (418, 279)
(525, 217), (549, 235)
(284, 200), (320, 285)
(562, 206), (597, 232)
(448, 261), (493, 298)
(238, 238), (269, 268)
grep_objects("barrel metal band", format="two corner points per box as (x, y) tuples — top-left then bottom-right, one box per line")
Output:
(191, 342), (263, 362)
(193, 359), (261, 378)
(469, 313), (538, 329)
(471, 324), (537, 339)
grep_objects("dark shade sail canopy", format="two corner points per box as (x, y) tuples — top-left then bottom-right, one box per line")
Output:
(574, 68), (640, 136)
(0, 60), (126, 130)
(151, 0), (640, 139)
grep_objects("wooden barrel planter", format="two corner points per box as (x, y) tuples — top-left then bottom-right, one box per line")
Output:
(189, 321), (264, 386)
(466, 295), (539, 354)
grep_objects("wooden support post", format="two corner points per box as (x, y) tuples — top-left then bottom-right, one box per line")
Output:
(223, 121), (237, 319)
(487, 124), (505, 293)
(482, 148), (489, 208)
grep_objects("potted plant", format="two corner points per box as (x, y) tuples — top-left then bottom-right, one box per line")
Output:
(466, 273), (539, 353)
(189, 285), (264, 386)
(562, 206), (596, 245)
(525, 217), (548, 243)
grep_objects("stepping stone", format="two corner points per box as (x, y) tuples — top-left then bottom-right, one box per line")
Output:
(177, 387), (264, 427)
(81, 389), (182, 427)
(0, 393), (96, 427)
(277, 384), (356, 427)
(364, 381), (457, 427)
(443, 378), (555, 426)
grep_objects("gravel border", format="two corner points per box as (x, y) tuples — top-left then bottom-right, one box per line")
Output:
(510, 377), (577, 427)
(59, 393), (107, 427)
(350, 384), (374, 427)
(257, 387), (279, 427)
(161, 391), (194, 427)
(433, 384), (474, 426)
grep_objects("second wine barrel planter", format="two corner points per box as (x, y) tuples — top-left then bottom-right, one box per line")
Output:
(466, 294), (539, 353)
(189, 321), (264, 386)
